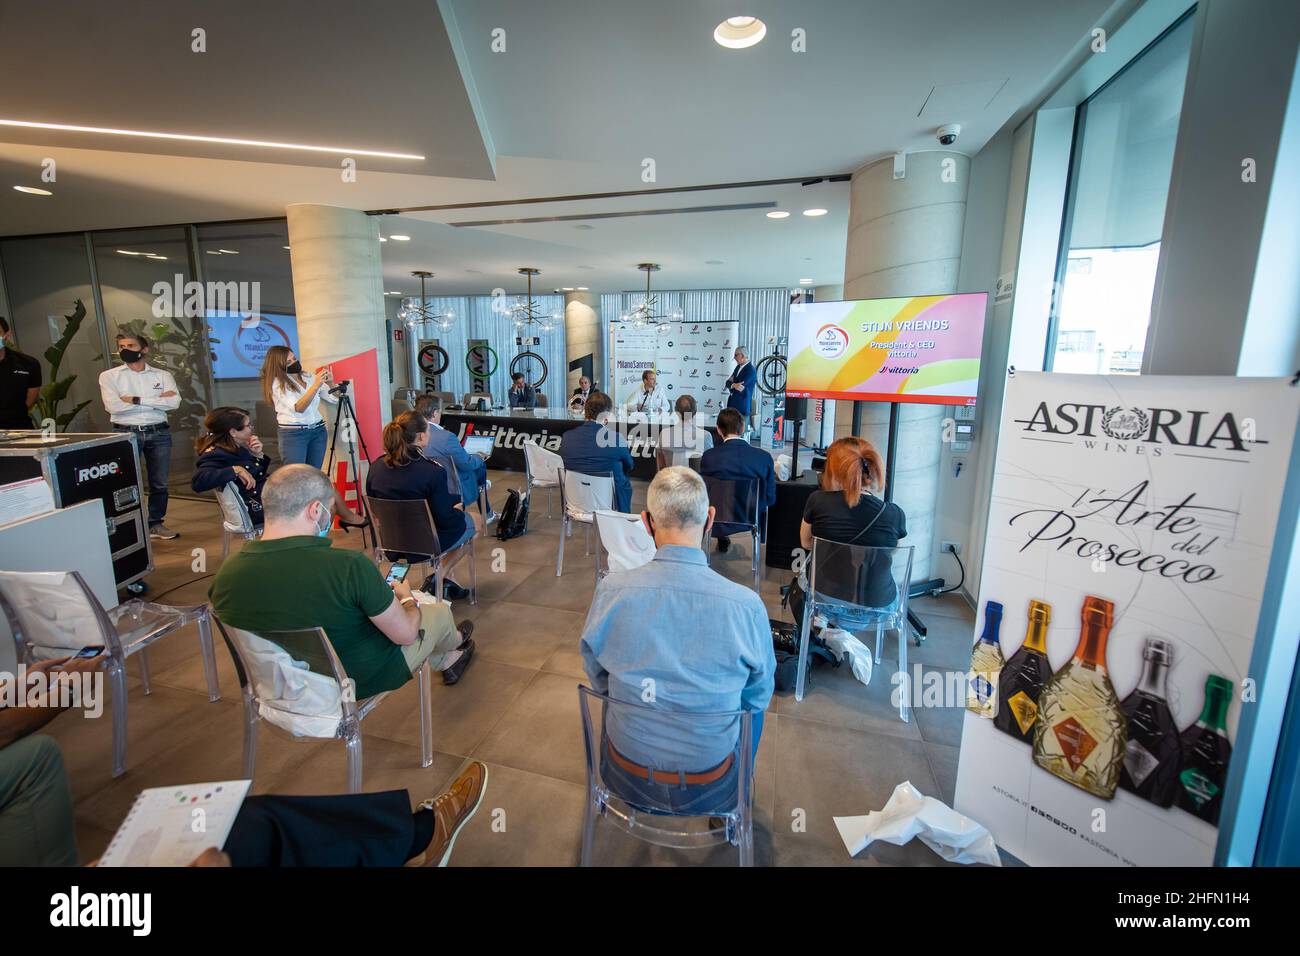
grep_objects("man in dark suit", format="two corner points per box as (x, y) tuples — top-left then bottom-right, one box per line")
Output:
(699, 407), (776, 553)
(559, 391), (635, 512)
(724, 347), (758, 434)
(507, 372), (537, 409)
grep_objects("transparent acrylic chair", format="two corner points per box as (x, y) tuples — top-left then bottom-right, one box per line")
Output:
(795, 540), (914, 720)
(593, 509), (656, 584)
(214, 481), (260, 558)
(556, 469), (614, 577)
(702, 475), (767, 588)
(523, 439), (562, 518)
(0, 569), (220, 778)
(365, 494), (476, 605)
(577, 686), (755, 867)
(214, 616), (433, 793)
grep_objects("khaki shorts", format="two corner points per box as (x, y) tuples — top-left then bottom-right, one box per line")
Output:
(400, 600), (461, 673)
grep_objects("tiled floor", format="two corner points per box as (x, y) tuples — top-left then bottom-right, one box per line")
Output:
(44, 467), (980, 866)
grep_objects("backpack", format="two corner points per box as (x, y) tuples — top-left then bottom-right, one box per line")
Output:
(770, 619), (838, 693)
(496, 488), (530, 541)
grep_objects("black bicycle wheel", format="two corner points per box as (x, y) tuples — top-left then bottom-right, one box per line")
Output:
(465, 343), (499, 379)
(510, 351), (548, 389)
(756, 354), (787, 396)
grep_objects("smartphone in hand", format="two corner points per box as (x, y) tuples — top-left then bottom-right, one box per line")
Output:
(385, 563), (410, 586)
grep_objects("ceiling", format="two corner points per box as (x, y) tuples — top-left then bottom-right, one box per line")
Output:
(0, 0), (1116, 294)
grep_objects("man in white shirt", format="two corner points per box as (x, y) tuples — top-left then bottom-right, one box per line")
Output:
(98, 333), (181, 539)
(623, 370), (670, 416)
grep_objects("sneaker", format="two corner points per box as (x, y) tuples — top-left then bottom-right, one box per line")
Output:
(413, 761), (489, 867)
(149, 524), (179, 540)
(441, 638), (475, 686)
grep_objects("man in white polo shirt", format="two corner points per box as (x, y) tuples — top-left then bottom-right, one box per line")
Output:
(98, 332), (181, 539)
(622, 369), (670, 416)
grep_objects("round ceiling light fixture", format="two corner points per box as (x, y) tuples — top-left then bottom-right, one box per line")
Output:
(714, 16), (766, 49)
(802, 208), (828, 217)
(13, 185), (53, 196)
(766, 210), (790, 219)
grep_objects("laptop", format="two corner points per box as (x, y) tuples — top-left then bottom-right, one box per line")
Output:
(463, 434), (495, 457)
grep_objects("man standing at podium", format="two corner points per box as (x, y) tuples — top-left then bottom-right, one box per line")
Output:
(724, 347), (757, 436)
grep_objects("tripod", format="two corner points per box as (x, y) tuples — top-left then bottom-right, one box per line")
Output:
(325, 381), (377, 551)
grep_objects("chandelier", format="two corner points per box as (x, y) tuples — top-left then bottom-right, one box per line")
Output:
(398, 271), (455, 332)
(509, 267), (560, 337)
(620, 263), (682, 332)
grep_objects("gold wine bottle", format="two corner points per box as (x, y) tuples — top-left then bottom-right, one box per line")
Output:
(995, 599), (1053, 742)
(1031, 596), (1128, 799)
(966, 601), (1004, 718)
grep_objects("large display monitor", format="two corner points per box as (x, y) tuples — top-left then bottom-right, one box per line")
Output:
(786, 293), (988, 405)
(206, 311), (300, 380)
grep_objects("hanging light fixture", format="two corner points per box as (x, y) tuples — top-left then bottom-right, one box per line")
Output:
(509, 267), (560, 338)
(398, 271), (456, 331)
(620, 263), (682, 333)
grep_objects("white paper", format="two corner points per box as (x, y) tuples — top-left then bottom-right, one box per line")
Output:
(99, 780), (252, 867)
(0, 476), (55, 527)
(834, 781), (1001, 866)
(819, 626), (874, 686)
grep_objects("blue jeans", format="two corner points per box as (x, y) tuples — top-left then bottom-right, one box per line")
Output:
(279, 423), (328, 468)
(117, 425), (171, 525)
(601, 712), (764, 817)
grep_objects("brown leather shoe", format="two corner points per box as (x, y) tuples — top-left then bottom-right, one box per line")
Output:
(418, 761), (488, 867)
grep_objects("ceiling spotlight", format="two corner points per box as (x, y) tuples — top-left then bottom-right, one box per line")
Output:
(389, 234), (410, 241)
(116, 250), (141, 256)
(799, 278), (814, 285)
(714, 16), (766, 49)
(218, 249), (238, 254)
(766, 210), (790, 219)
(577, 286), (589, 291)
(13, 185), (53, 196)
(205, 250), (222, 255)
(146, 255), (168, 260)
(561, 287), (574, 291)
(803, 208), (828, 217)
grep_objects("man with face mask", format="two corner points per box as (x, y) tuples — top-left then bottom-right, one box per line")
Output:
(0, 317), (41, 430)
(98, 333), (181, 539)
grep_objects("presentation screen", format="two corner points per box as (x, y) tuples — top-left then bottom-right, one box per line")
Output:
(207, 311), (300, 380)
(786, 293), (988, 405)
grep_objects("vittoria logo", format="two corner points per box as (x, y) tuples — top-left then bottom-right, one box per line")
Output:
(77, 461), (121, 483)
(1013, 401), (1262, 454)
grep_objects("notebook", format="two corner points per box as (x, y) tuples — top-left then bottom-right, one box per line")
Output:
(98, 780), (252, 867)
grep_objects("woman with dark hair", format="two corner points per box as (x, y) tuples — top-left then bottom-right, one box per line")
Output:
(192, 406), (272, 527)
(260, 345), (336, 468)
(365, 411), (481, 601)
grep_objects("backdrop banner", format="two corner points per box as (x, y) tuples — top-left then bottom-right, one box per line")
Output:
(609, 320), (739, 416)
(954, 371), (1299, 867)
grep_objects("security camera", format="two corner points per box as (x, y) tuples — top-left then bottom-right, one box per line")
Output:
(936, 124), (961, 147)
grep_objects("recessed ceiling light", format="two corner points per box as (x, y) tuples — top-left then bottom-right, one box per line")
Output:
(714, 16), (766, 49)
(799, 278), (814, 285)
(561, 287), (574, 291)
(283, 245), (291, 250)
(378, 236), (388, 242)
(385, 291), (400, 295)
(389, 234), (410, 241)
(218, 249), (238, 255)
(577, 286), (589, 291)
(146, 255), (168, 260)
(803, 208), (828, 217)
(205, 250), (222, 255)
(766, 210), (790, 219)
(0, 117), (424, 160)
(116, 250), (141, 256)
(13, 185), (52, 196)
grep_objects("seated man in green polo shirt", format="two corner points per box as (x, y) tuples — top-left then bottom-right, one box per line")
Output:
(210, 464), (475, 695)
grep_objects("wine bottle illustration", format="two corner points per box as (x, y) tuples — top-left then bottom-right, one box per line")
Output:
(966, 600), (1004, 718)
(1118, 638), (1181, 807)
(995, 599), (1053, 743)
(1177, 674), (1233, 825)
(1032, 596), (1127, 799)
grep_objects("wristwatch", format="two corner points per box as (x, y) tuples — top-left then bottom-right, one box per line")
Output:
(399, 596), (416, 608)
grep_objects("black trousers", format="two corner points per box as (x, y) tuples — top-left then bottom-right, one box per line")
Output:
(225, 790), (416, 867)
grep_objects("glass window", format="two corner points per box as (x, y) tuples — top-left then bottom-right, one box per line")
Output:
(1047, 13), (1194, 374)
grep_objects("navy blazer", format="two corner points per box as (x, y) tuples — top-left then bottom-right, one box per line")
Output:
(559, 419), (634, 513)
(508, 385), (537, 409)
(424, 422), (486, 506)
(699, 437), (777, 534)
(192, 444), (271, 527)
(724, 361), (758, 416)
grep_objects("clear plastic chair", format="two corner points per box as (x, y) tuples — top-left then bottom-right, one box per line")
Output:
(365, 495), (477, 605)
(214, 481), (260, 558)
(0, 569), (220, 778)
(795, 540), (914, 720)
(593, 509), (656, 584)
(577, 686), (755, 866)
(556, 469), (614, 577)
(523, 439), (562, 518)
(702, 475), (767, 587)
(214, 616), (433, 793)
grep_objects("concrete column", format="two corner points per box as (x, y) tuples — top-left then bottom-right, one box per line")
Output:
(565, 290), (602, 392)
(838, 150), (970, 582)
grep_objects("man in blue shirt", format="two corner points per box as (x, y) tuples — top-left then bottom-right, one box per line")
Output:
(558, 391), (635, 512)
(724, 347), (758, 432)
(580, 466), (774, 814)
(415, 393), (494, 520)
(699, 407), (777, 554)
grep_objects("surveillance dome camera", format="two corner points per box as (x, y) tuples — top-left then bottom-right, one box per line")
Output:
(936, 124), (961, 146)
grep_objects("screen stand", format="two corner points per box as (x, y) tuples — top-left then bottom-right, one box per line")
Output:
(877, 401), (938, 644)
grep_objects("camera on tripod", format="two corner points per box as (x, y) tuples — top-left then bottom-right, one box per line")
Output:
(328, 379), (351, 397)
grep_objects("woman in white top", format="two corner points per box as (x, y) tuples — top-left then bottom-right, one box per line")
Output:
(261, 345), (338, 468)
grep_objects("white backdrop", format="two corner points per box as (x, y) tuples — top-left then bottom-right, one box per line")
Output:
(608, 320), (739, 416)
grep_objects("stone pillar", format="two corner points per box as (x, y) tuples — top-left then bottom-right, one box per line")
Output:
(565, 290), (601, 392)
(838, 150), (970, 582)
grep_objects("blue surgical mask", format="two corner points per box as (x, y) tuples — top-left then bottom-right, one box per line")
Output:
(315, 505), (332, 537)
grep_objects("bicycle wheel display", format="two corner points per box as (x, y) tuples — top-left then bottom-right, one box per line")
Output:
(756, 354), (787, 396)
(417, 343), (449, 377)
(510, 351), (548, 389)
(465, 343), (499, 380)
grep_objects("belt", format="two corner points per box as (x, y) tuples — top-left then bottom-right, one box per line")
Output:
(279, 422), (325, 430)
(113, 422), (169, 433)
(606, 740), (734, 786)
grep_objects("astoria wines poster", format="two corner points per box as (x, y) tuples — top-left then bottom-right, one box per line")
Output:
(955, 372), (1300, 866)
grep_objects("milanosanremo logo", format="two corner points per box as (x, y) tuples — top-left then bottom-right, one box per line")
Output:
(813, 323), (849, 359)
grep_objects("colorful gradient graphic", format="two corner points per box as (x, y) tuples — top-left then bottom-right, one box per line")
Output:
(787, 293), (988, 405)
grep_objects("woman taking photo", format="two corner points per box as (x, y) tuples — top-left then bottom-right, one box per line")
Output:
(261, 345), (336, 468)
(366, 411), (482, 602)
(793, 436), (908, 624)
